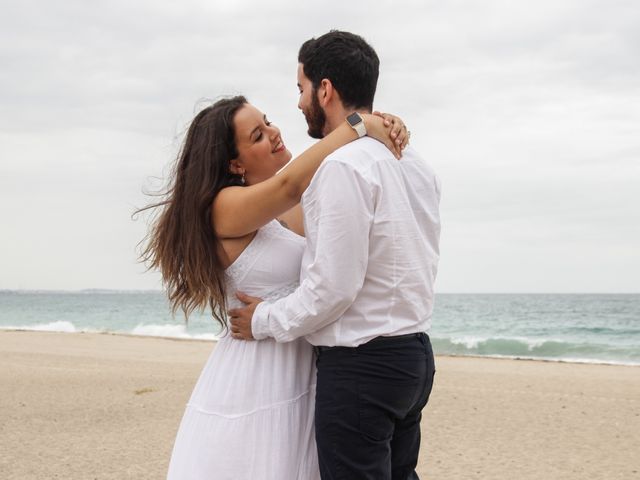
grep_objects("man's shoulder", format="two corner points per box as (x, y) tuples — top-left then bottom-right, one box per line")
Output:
(327, 138), (434, 176)
(303, 139), (379, 200)
(325, 137), (392, 170)
(329, 136), (389, 158)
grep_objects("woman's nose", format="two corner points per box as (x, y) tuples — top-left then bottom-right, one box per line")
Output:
(268, 124), (280, 139)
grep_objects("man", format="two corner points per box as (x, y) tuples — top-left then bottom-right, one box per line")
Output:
(230, 30), (441, 479)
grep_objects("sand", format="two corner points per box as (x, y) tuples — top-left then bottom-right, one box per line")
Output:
(1, 331), (638, 479)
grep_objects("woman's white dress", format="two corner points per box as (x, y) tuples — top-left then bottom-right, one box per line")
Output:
(167, 220), (319, 480)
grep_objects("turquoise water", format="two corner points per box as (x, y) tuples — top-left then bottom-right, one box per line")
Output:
(430, 294), (640, 365)
(1, 291), (639, 365)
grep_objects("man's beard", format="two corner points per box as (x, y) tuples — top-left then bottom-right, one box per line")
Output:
(304, 89), (327, 139)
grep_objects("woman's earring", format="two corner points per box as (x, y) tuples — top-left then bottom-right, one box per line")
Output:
(241, 172), (246, 184)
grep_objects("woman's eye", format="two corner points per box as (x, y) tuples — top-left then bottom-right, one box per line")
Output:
(265, 119), (272, 126)
(255, 132), (263, 141)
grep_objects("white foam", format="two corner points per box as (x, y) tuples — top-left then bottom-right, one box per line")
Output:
(447, 335), (555, 351)
(449, 336), (486, 349)
(0, 320), (77, 333)
(1, 321), (218, 341)
(130, 323), (218, 341)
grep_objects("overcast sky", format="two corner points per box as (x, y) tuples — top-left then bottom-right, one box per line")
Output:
(1, 0), (638, 292)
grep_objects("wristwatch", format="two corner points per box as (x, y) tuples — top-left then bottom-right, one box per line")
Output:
(346, 112), (367, 138)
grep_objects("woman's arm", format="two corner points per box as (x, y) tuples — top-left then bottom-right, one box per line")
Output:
(213, 113), (408, 239)
(277, 204), (305, 237)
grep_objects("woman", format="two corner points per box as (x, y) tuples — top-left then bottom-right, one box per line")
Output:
(140, 96), (409, 479)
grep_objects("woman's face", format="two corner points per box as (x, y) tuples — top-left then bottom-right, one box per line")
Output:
(231, 104), (292, 185)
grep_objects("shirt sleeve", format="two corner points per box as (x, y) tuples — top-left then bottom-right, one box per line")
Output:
(251, 159), (374, 342)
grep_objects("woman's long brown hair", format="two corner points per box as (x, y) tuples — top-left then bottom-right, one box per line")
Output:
(136, 96), (247, 328)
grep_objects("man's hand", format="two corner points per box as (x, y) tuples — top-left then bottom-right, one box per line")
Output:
(228, 292), (263, 340)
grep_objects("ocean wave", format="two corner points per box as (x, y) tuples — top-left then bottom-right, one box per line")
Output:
(5, 322), (635, 364)
(130, 323), (218, 341)
(431, 335), (640, 365)
(0, 321), (218, 341)
(447, 335), (550, 351)
(0, 320), (78, 333)
(0, 289), (163, 295)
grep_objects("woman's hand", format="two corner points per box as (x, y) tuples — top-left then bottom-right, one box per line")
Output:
(362, 112), (411, 159)
(374, 111), (411, 150)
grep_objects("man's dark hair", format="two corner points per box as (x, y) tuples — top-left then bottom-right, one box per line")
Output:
(298, 30), (379, 111)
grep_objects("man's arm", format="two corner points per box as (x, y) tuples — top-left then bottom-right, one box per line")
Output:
(232, 159), (374, 343)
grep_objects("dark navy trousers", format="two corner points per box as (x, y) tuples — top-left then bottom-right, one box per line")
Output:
(314, 333), (436, 480)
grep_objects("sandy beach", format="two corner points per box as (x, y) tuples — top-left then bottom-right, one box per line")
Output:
(1, 331), (638, 479)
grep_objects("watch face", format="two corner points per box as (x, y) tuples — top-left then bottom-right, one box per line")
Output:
(346, 112), (362, 126)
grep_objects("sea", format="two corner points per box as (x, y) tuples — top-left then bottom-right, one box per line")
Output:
(1, 291), (639, 366)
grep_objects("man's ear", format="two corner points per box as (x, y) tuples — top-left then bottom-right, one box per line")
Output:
(229, 158), (244, 176)
(318, 78), (335, 108)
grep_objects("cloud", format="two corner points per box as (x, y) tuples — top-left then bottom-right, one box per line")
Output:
(0, 0), (638, 291)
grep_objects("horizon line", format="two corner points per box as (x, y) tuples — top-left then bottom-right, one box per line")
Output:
(1, 289), (638, 295)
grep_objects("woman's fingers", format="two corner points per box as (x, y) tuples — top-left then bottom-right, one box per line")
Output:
(373, 110), (392, 127)
(395, 124), (409, 149)
(401, 127), (411, 149)
(365, 111), (407, 158)
(378, 112), (409, 150)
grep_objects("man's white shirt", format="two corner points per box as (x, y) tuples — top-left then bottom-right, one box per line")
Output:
(251, 137), (441, 347)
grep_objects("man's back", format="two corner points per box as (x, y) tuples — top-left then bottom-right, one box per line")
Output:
(302, 137), (441, 347)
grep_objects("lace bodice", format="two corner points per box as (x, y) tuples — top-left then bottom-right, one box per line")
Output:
(225, 220), (305, 309)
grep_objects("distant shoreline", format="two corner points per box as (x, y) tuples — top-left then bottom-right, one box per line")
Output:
(2, 290), (639, 295)
(2, 292), (638, 366)
(2, 328), (638, 367)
